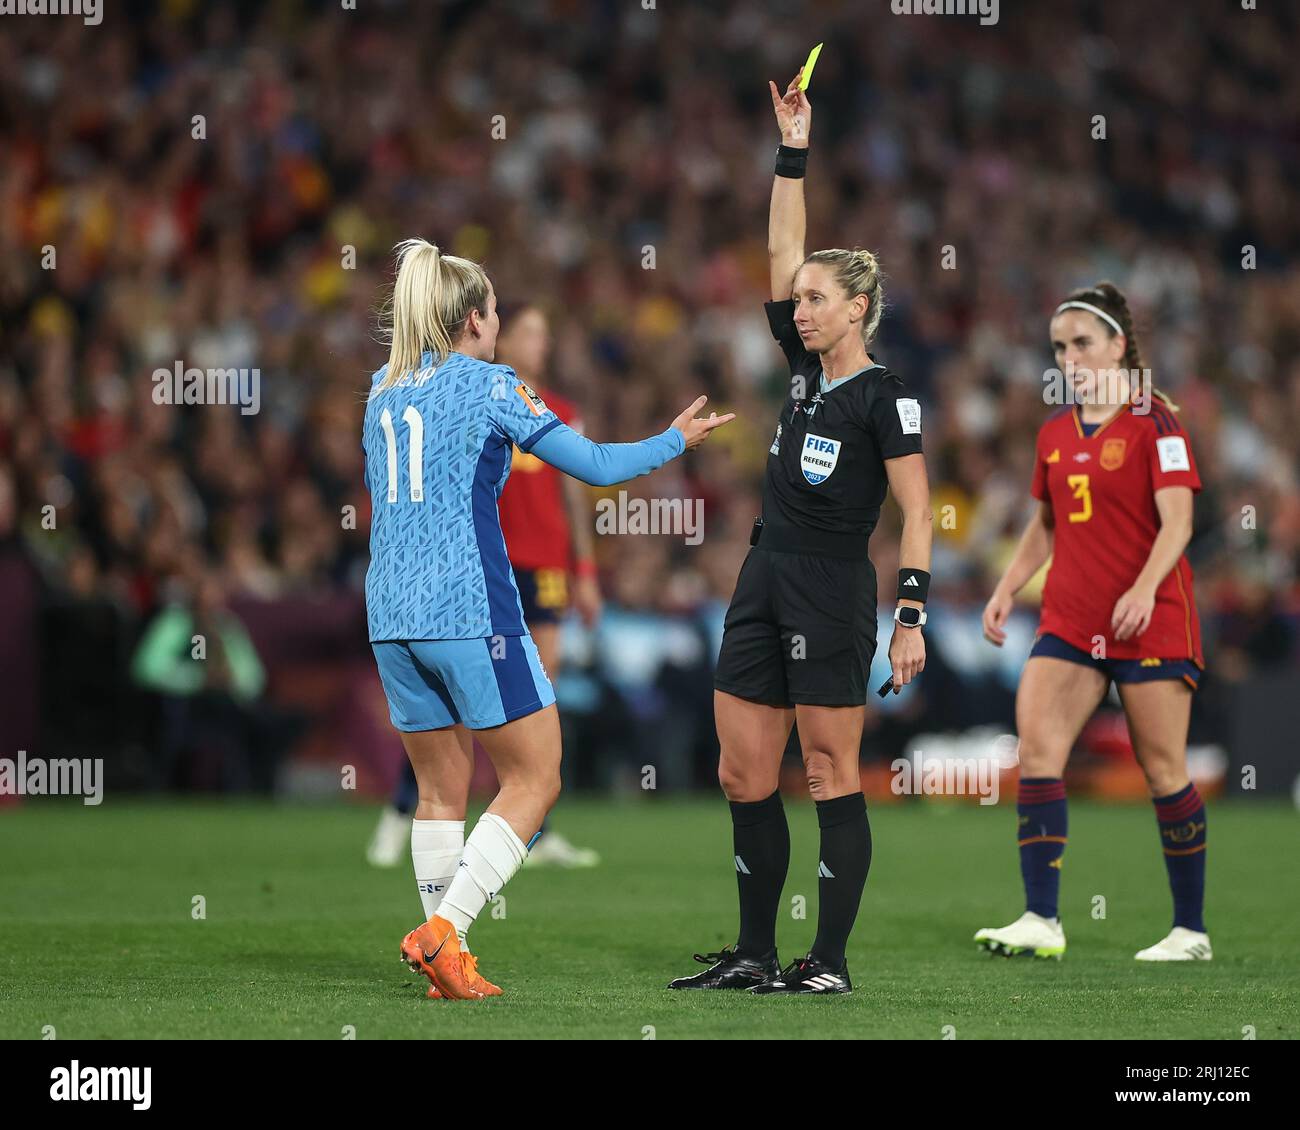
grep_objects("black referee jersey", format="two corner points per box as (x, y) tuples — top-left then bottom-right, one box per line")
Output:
(760, 299), (923, 540)
(712, 300), (924, 707)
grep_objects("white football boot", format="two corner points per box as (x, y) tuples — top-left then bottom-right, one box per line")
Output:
(523, 828), (600, 868)
(974, 911), (1066, 959)
(1135, 926), (1213, 961)
(365, 806), (409, 868)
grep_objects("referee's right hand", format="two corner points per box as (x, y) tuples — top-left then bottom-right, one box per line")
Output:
(671, 396), (735, 451)
(769, 71), (811, 146)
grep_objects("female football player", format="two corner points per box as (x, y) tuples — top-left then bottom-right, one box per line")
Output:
(669, 71), (932, 995)
(976, 282), (1210, 961)
(367, 239), (732, 998)
(364, 305), (601, 871)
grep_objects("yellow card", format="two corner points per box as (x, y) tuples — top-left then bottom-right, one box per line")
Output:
(799, 43), (823, 90)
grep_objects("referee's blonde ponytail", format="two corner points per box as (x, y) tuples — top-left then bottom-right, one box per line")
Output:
(803, 247), (887, 346)
(375, 239), (491, 393)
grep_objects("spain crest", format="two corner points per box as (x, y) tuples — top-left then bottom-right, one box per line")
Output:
(1100, 438), (1127, 471)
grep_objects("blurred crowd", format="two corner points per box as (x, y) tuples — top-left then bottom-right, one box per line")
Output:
(1, 0), (1297, 784)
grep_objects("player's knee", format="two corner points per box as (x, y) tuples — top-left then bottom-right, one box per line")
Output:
(1135, 746), (1185, 796)
(802, 749), (853, 800)
(536, 768), (562, 811)
(503, 762), (561, 810)
(1015, 734), (1069, 777)
(717, 753), (772, 803)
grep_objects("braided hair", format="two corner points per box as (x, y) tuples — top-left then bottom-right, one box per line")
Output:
(1059, 281), (1179, 412)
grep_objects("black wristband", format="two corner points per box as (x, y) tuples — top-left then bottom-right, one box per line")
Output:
(898, 568), (931, 603)
(775, 144), (808, 179)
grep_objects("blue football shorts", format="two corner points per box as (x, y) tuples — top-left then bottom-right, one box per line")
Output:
(1029, 632), (1201, 690)
(371, 634), (556, 731)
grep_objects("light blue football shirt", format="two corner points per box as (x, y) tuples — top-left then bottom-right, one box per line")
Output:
(363, 351), (561, 641)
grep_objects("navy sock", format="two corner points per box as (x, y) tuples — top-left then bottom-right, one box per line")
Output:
(393, 760), (418, 817)
(1018, 778), (1067, 920)
(730, 790), (789, 959)
(810, 792), (871, 969)
(1153, 783), (1207, 933)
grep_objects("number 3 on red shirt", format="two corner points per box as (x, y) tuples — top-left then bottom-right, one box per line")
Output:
(1066, 473), (1092, 523)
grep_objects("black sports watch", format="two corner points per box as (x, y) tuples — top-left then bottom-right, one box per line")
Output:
(894, 606), (927, 629)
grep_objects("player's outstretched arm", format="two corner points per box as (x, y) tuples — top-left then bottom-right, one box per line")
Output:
(768, 71), (810, 302)
(983, 502), (1054, 646)
(529, 396), (733, 487)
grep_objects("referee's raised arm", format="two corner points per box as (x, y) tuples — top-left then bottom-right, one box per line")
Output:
(768, 72), (810, 302)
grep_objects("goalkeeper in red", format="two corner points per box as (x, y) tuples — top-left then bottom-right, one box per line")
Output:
(977, 283), (1211, 962)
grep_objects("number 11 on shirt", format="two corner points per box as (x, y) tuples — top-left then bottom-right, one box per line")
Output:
(378, 406), (425, 503)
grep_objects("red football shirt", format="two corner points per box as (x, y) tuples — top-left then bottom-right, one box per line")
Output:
(1031, 399), (1203, 664)
(498, 389), (579, 572)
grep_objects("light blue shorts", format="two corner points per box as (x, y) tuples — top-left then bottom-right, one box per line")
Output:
(371, 635), (555, 731)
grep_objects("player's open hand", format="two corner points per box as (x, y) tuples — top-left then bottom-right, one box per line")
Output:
(1111, 585), (1155, 641)
(768, 72), (811, 147)
(888, 621), (926, 693)
(982, 588), (1014, 647)
(671, 396), (735, 451)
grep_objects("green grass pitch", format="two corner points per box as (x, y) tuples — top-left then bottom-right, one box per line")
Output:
(1, 797), (1296, 1039)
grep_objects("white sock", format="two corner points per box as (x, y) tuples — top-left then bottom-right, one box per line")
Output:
(437, 813), (529, 939)
(412, 819), (465, 921)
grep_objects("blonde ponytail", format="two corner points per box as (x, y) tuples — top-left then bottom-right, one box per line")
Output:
(374, 239), (491, 393)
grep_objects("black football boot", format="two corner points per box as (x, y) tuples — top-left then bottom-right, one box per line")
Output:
(748, 953), (852, 995)
(667, 945), (781, 990)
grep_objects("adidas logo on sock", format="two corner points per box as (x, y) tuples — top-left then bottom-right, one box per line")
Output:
(818, 861), (835, 878)
(735, 856), (751, 875)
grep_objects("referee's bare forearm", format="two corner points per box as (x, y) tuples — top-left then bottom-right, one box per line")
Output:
(768, 169), (806, 300)
(888, 454), (933, 609)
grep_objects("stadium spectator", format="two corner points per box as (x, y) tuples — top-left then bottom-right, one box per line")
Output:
(130, 565), (287, 792)
(2, 0), (1296, 785)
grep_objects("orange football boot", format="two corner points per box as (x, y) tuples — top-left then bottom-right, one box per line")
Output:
(401, 916), (501, 1000)
(424, 955), (500, 999)
(459, 950), (502, 997)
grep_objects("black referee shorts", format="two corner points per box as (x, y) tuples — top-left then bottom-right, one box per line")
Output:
(714, 525), (878, 708)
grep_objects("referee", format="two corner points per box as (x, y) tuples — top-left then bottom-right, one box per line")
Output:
(670, 70), (933, 995)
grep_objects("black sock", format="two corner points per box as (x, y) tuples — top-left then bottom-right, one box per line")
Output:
(730, 790), (789, 958)
(810, 792), (871, 969)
